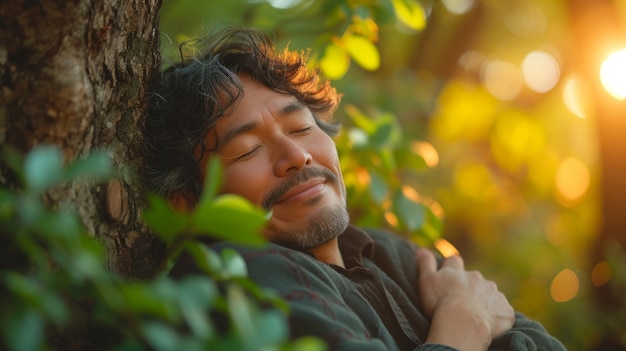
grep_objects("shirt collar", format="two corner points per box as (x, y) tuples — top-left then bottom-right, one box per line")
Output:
(337, 225), (375, 269)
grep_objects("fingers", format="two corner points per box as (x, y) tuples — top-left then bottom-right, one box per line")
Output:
(441, 253), (464, 270)
(417, 248), (465, 273)
(416, 248), (437, 274)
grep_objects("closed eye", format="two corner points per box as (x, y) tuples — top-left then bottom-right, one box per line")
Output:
(235, 146), (261, 161)
(291, 126), (313, 135)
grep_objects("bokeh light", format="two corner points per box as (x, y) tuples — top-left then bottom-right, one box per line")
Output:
(555, 157), (590, 206)
(481, 60), (523, 101)
(563, 76), (588, 119)
(502, 2), (546, 38)
(266, 0), (304, 9)
(411, 141), (439, 167)
(441, 0), (475, 15)
(522, 50), (560, 93)
(600, 48), (626, 100)
(591, 261), (612, 287)
(550, 269), (580, 302)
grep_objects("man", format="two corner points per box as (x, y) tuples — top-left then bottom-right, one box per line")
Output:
(143, 28), (565, 350)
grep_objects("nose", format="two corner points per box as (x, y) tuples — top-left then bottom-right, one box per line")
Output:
(273, 137), (312, 176)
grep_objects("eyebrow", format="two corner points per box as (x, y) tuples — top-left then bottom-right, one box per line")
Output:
(219, 100), (308, 148)
(279, 100), (307, 115)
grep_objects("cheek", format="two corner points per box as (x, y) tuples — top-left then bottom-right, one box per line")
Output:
(221, 160), (271, 206)
(311, 134), (341, 170)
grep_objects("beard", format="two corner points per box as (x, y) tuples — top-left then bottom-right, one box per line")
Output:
(269, 202), (350, 251)
(261, 166), (350, 251)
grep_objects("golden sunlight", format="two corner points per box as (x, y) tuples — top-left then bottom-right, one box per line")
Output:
(434, 238), (460, 258)
(600, 48), (626, 100)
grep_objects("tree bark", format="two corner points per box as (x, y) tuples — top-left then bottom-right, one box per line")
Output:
(0, 0), (164, 278)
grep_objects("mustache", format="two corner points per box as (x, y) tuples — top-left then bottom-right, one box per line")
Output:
(261, 166), (338, 209)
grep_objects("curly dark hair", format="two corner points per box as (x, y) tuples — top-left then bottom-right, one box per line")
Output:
(143, 27), (341, 202)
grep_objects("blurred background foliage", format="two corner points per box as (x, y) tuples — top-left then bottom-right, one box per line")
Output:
(158, 0), (626, 350)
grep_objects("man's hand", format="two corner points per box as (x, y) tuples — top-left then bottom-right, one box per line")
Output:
(416, 248), (515, 351)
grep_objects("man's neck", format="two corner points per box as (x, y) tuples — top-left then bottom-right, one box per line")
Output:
(308, 237), (345, 268)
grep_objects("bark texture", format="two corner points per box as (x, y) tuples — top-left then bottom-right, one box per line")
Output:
(0, 0), (164, 278)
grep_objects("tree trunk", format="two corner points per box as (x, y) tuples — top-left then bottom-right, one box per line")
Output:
(0, 0), (164, 278)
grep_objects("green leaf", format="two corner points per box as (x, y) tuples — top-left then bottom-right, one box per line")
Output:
(178, 276), (217, 339)
(394, 148), (427, 171)
(192, 194), (267, 246)
(345, 105), (376, 134)
(220, 248), (248, 278)
(287, 336), (328, 351)
(0, 188), (15, 220)
(393, 191), (425, 231)
(184, 243), (224, 277)
(1, 145), (25, 185)
(319, 41), (350, 80)
(369, 172), (388, 203)
(35, 210), (82, 239)
(121, 280), (178, 321)
(255, 310), (288, 346)
(24, 145), (64, 192)
(141, 320), (181, 351)
(144, 194), (190, 242)
(2, 307), (44, 351)
(391, 0), (427, 31)
(226, 284), (256, 340)
(417, 207), (443, 242)
(344, 34), (380, 71)
(65, 150), (113, 180)
(200, 156), (223, 203)
(370, 122), (393, 148)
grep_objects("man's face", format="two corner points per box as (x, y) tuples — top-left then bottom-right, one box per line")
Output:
(201, 75), (349, 250)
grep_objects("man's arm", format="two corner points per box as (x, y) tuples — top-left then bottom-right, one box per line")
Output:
(365, 228), (566, 351)
(417, 248), (515, 351)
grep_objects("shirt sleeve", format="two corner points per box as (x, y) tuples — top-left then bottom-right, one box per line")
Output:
(364, 228), (567, 351)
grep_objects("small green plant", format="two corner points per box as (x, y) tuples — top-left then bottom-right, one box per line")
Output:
(0, 146), (325, 351)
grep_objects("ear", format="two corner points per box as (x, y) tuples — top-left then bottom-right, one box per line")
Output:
(168, 191), (197, 212)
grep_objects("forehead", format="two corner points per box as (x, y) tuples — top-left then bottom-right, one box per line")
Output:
(209, 76), (308, 144)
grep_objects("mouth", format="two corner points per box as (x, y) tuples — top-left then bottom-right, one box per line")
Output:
(262, 167), (338, 209)
(274, 178), (326, 206)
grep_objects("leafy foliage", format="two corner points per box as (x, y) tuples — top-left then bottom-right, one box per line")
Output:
(158, 0), (626, 349)
(0, 146), (325, 351)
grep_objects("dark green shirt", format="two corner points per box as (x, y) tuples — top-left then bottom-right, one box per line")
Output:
(172, 226), (566, 350)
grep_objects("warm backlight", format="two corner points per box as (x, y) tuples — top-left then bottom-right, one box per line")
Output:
(600, 48), (626, 100)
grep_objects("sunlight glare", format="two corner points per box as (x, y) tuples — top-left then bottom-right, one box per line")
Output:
(522, 50), (560, 93)
(600, 48), (626, 100)
(482, 60), (523, 101)
(441, 0), (475, 15)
